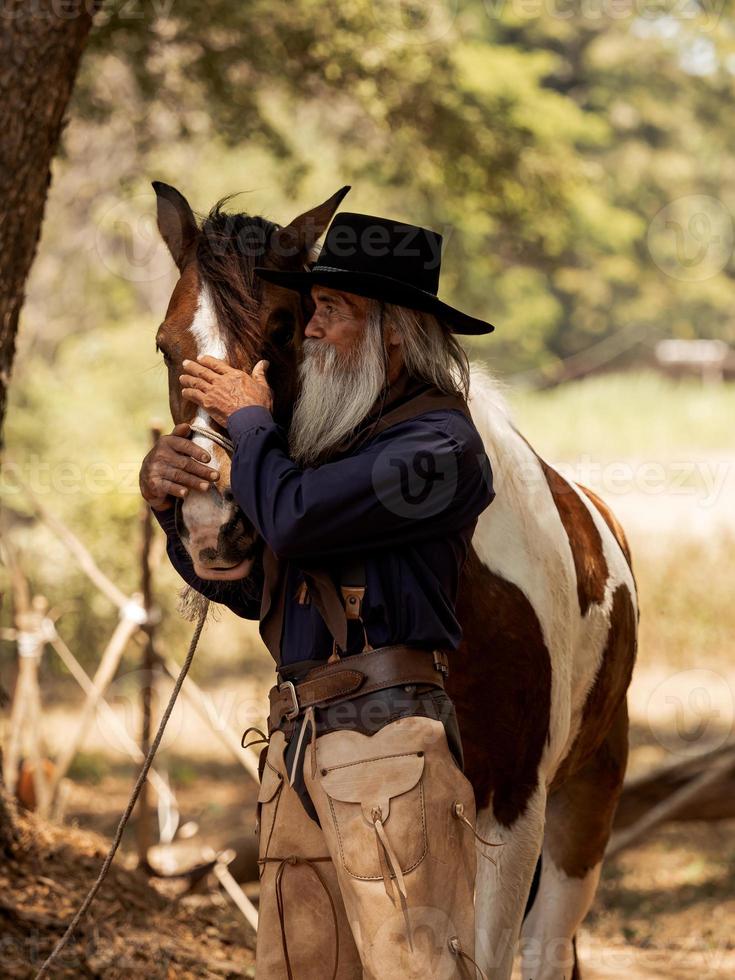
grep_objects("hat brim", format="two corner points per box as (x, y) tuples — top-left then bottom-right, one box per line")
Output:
(255, 266), (495, 336)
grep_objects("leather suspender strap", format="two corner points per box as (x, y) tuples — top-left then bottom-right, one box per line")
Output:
(324, 384), (471, 654)
(340, 558), (366, 622)
(258, 375), (471, 666)
(338, 558), (370, 657)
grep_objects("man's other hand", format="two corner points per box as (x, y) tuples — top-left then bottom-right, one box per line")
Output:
(179, 357), (272, 427)
(139, 422), (220, 511)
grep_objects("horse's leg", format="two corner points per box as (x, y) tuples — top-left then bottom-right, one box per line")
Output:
(520, 701), (629, 980)
(474, 781), (547, 979)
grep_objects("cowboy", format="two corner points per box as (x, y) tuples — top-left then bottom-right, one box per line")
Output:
(140, 212), (495, 978)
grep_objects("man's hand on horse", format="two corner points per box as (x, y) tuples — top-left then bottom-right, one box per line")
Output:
(179, 356), (273, 427)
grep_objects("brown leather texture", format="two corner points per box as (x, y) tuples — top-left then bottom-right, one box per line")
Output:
(256, 731), (362, 980)
(256, 717), (477, 979)
(268, 645), (447, 733)
(321, 751), (427, 878)
(306, 716), (477, 979)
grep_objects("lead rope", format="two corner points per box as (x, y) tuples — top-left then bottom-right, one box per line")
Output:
(188, 421), (235, 454)
(34, 600), (210, 980)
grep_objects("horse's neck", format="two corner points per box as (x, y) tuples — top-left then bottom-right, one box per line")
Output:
(467, 364), (533, 471)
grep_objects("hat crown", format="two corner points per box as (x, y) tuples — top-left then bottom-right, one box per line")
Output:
(315, 212), (443, 297)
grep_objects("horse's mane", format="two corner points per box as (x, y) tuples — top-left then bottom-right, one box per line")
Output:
(196, 198), (280, 360)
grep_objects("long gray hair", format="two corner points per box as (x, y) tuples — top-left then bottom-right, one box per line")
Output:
(289, 298), (470, 466)
(379, 301), (471, 399)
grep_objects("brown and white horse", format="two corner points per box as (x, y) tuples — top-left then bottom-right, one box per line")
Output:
(151, 182), (638, 979)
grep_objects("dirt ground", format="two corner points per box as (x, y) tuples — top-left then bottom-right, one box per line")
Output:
(1, 806), (256, 979)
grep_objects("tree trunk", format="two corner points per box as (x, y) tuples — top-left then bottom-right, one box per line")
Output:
(0, 0), (96, 848)
(0, 0), (97, 444)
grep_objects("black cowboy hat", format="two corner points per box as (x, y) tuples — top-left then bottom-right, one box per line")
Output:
(255, 211), (495, 335)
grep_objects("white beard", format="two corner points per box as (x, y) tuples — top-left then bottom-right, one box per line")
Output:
(289, 315), (386, 466)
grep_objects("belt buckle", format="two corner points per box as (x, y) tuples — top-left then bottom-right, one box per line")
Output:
(279, 680), (300, 720)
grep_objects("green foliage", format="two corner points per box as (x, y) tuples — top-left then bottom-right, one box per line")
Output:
(71, 0), (735, 374)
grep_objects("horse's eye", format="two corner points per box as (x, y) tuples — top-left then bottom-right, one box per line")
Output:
(268, 313), (294, 347)
(156, 342), (172, 366)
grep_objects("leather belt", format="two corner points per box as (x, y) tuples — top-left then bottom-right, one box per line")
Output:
(267, 645), (449, 733)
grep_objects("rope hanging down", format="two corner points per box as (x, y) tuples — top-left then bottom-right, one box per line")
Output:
(34, 600), (210, 980)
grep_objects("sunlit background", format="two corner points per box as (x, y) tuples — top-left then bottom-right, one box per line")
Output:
(1, 2), (734, 976)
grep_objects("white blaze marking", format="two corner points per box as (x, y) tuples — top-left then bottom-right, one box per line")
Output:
(188, 283), (227, 457)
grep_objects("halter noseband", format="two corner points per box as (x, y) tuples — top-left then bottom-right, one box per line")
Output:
(175, 421), (236, 540)
(188, 421), (235, 455)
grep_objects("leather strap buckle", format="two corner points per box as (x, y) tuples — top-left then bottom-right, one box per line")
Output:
(341, 585), (365, 621)
(432, 649), (450, 677)
(278, 680), (300, 720)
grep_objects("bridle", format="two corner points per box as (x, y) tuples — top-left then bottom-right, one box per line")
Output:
(188, 420), (235, 455)
(172, 421), (237, 541)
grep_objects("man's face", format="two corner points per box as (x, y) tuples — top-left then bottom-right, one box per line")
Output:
(304, 286), (372, 355)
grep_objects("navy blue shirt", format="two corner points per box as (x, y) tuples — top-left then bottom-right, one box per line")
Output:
(154, 405), (494, 666)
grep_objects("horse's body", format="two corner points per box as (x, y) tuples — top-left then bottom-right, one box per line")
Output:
(455, 371), (637, 977)
(151, 183), (638, 978)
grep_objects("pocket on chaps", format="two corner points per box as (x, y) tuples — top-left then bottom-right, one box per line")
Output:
(320, 751), (427, 880)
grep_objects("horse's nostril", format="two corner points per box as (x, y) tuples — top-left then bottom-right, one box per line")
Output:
(223, 490), (234, 503)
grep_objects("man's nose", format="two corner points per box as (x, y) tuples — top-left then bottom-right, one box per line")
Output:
(304, 313), (324, 339)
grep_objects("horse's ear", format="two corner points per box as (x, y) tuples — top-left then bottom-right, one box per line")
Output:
(152, 181), (198, 271)
(273, 185), (351, 264)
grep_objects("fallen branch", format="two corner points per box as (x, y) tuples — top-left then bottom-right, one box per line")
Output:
(607, 742), (735, 859)
(614, 740), (735, 828)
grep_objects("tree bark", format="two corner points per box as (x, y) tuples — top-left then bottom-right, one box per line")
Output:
(0, 0), (97, 850)
(0, 0), (98, 444)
